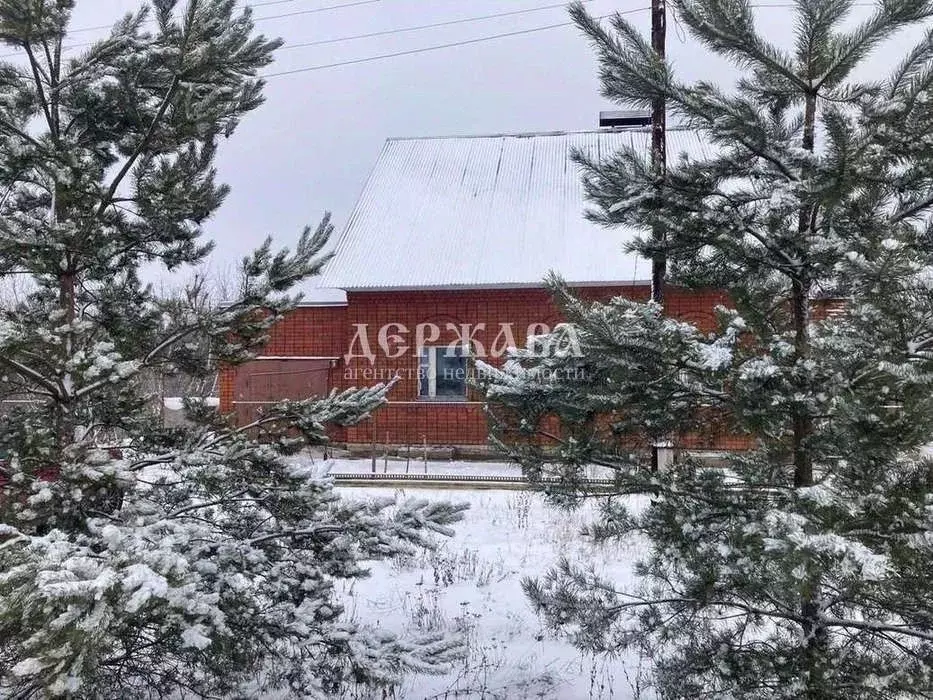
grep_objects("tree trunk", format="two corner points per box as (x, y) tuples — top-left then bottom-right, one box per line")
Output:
(56, 181), (77, 453)
(795, 90), (825, 697)
(793, 91), (816, 488)
(791, 276), (812, 489)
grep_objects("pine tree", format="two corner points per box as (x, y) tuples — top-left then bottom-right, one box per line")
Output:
(480, 0), (933, 696)
(0, 1), (466, 697)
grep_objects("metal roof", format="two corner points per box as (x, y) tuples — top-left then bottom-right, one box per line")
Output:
(318, 128), (710, 290)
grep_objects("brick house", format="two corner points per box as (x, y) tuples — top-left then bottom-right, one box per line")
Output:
(219, 126), (741, 455)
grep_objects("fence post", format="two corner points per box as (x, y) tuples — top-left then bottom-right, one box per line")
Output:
(383, 432), (389, 473)
(370, 418), (376, 474)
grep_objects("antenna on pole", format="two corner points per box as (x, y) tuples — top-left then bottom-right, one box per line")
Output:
(650, 0), (668, 473)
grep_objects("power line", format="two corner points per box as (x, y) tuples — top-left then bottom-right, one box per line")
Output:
(282, 0), (596, 50)
(247, 0), (319, 8)
(265, 2), (878, 78)
(65, 0), (604, 56)
(0, 0), (382, 59)
(0, 2), (881, 72)
(66, 0), (325, 36)
(254, 0), (380, 23)
(265, 10), (640, 77)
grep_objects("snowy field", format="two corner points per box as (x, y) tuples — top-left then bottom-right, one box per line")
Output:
(328, 457), (522, 478)
(336, 485), (648, 700)
(309, 455), (616, 481)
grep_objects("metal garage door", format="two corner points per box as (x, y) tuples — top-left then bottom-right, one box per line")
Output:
(233, 358), (332, 425)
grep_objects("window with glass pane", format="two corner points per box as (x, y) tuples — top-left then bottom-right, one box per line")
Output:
(418, 346), (468, 399)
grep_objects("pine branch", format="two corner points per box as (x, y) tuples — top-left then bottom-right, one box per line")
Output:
(672, 0), (810, 91)
(0, 117), (41, 150)
(816, 0), (933, 91)
(21, 43), (53, 136)
(890, 191), (933, 223)
(248, 527), (346, 547)
(0, 353), (61, 398)
(93, 76), (181, 224)
(887, 27), (933, 97)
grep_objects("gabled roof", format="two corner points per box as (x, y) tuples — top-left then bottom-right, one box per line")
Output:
(318, 128), (709, 291)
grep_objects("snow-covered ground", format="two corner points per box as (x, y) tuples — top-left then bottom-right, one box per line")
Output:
(337, 485), (648, 699)
(328, 457), (522, 478)
(321, 456), (616, 481)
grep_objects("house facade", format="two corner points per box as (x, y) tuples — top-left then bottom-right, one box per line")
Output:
(219, 127), (744, 454)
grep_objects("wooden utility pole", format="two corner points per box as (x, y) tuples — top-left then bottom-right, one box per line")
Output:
(650, 0), (667, 473)
(650, 0), (667, 305)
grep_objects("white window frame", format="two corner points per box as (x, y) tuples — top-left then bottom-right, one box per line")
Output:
(419, 345), (469, 400)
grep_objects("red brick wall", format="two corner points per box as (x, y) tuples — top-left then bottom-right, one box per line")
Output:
(220, 286), (739, 448)
(259, 304), (349, 357)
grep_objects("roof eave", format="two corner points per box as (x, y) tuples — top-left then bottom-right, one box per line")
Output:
(329, 280), (653, 293)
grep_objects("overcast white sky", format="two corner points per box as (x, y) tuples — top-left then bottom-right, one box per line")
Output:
(65, 0), (925, 281)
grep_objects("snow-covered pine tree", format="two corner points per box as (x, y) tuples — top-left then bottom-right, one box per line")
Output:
(0, 1), (466, 697)
(480, 0), (933, 696)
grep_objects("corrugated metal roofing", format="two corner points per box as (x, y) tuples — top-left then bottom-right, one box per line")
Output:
(318, 128), (709, 290)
